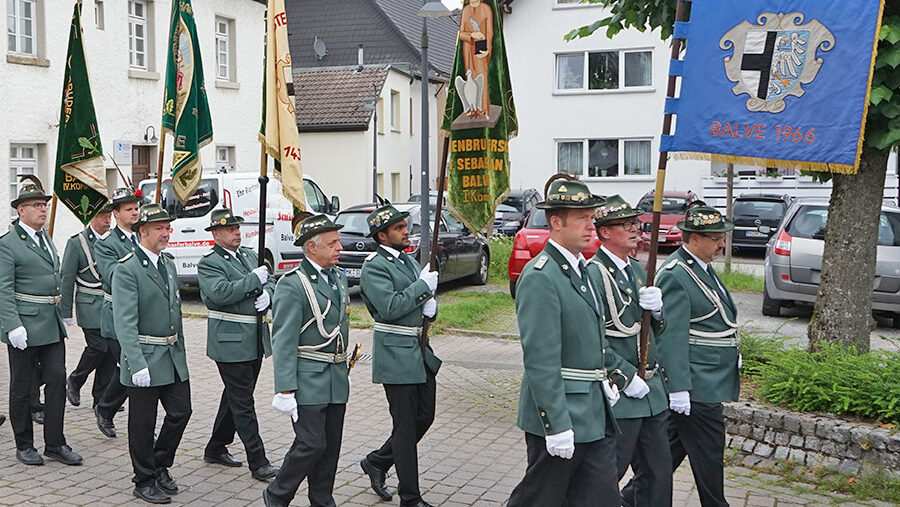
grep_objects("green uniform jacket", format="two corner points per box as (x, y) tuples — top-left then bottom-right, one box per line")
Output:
(0, 224), (65, 346)
(515, 244), (636, 443)
(588, 250), (668, 419)
(656, 247), (740, 403)
(198, 245), (274, 362)
(360, 247), (440, 385)
(96, 227), (139, 339)
(271, 259), (350, 405)
(60, 228), (104, 330)
(112, 248), (189, 387)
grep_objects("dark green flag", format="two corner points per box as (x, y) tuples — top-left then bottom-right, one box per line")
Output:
(54, 0), (109, 225)
(161, 0), (213, 204)
(440, 0), (518, 233)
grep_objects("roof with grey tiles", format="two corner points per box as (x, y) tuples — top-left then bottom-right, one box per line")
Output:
(293, 66), (389, 132)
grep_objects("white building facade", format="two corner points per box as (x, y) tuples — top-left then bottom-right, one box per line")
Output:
(2, 0), (266, 247)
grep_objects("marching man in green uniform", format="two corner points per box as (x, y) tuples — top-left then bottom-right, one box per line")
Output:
(588, 195), (670, 507)
(0, 179), (82, 466)
(93, 187), (143, 438)
(113, 204), (191, 504)
(62, 203), (113, 409)
(359, 205), (440, 507)
(507, 180), (639, 507)
(656, 204), (740, 507)
(265, 214), (351, 507)
(198, 208), (279, 481)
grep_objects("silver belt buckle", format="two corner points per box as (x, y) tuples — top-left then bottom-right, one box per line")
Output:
(51, 295), (61, 305)
(166, 336), (177, 345)
(333, 352), (346, 363)
(642, 362), (659, 380)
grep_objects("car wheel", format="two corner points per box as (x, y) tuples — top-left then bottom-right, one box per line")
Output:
(509, 280), (516, 299)
(761, 282), (782, 317)
(470, 249), (489, 286)
(892, 315), (900, 329)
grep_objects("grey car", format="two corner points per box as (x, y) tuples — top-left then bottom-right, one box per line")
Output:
(762, 198), (900, 325)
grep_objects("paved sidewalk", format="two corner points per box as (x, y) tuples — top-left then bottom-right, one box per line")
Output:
(0, 319), (892, 506)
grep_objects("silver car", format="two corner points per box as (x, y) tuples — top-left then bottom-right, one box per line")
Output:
(762, 198), (900, 325)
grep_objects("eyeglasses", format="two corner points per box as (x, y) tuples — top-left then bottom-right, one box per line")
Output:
(701, 233), (727, 243)
(21, 202), (48, 210)
(606, 220), (641, 231)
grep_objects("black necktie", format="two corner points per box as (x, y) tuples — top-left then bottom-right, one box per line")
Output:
(158, 258), (169, 289)
(37, 231), (50, 258)
(130, 234), (139, 247)
(624, 264), (638, 293)
(578, 259), (599, 313)
(707, 265), (724, 297)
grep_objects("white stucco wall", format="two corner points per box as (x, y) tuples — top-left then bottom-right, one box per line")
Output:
(1, 0), (265, 249)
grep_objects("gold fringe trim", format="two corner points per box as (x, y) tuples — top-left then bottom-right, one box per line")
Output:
(670, 152), (857, 175)
(856, 0), (886, 169)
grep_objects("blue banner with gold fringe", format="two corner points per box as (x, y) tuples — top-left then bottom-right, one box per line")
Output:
(664, 0), (884, 174)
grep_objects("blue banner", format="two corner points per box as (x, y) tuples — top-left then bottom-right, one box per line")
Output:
(667, 0), (884, 173)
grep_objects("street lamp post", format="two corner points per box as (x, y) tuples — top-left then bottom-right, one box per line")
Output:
(416, 0), (451, 265)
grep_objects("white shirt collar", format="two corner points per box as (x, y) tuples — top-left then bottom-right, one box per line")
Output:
(139, 244), (160, 268)
(88, 225), (105, 239)
(683, 246), (709, 272)
(599, 245), (629, 273)
(548, 238), (586, 274)
(379, 244), (402, 259)
(306, 256), (328, 277)
(118, 226), (135, 240)
(18, 221), (41, 242)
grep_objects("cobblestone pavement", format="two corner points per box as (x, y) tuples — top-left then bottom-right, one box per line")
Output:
(0, 318), (893, 506)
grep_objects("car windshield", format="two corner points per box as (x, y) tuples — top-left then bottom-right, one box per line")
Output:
(526, 209), (549, 229)
(497, 204), (517, 213)
(787, 206), (900, 246)
(638, 196), (689, 213)
(734, 200), (785, 220)
(503, 196), (524, 211)
(335, 212), (371, 235)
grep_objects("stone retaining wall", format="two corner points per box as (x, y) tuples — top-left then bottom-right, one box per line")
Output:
(724, 402), (900, 476)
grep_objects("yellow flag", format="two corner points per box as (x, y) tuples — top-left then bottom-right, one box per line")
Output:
(259, 0), (305, 211)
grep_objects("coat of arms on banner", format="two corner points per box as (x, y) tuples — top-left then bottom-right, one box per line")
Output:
(721, 13), (835, 113)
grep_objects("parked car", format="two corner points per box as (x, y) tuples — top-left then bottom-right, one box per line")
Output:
(636, 190), (701, 248)
(334, 202), (490, 287)
(731, 194), (793, 251)
(762, 198), (900, 324)
(507, 207), (601, 297)
(407, 191), (447, 207)
(494, 188), (541, 235)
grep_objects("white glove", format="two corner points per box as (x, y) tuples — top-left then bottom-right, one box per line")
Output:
(738, 353), (743, 370)
(255, 291), (271, 312)
(423, 298), (437, 318)
(602, 381), (620, 407)
(272, 393), (298, 422)
(669, 390), (691, 415)
(7, 326), (27, 350)
(64, 318), (76, 327)
(638, 286), (663, 313)
(623, 375), (650, 399)
(544, 429), (575, 459)
(132, 368), (151, 388)
(251, 266), (269, 285)
(419, 263), (438, 292)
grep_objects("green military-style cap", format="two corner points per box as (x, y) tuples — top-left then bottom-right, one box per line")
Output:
(10, 177), (51, 208)
(677, 205), (734, 233)
(294, 213), (343, 246)
(366, 205), (410, 238)
(536, 179), (604, 210)
(204, 207), (244, 231)
(109, 187), (143, 209)
(132, 203), (174, 232)
(593, 194), (642, 226)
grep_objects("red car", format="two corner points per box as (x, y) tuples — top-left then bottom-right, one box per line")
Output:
(636, 190), (700, 248)
(507, 208), (601, 297)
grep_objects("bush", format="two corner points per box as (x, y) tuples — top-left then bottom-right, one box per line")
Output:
(487, 234), (513, 284)
(739, 330), (787, 377)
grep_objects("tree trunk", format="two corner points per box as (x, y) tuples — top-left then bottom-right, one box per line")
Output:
(807, 147), (890, 353)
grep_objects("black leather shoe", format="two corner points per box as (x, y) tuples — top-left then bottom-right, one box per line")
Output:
(44, 445), (83, 465)
(251, 464), (279, 481)
(31, 410), (43, 425)
(401, 501), (434, 507)
(133, 484), (171, 504)
(66, 375), (81, 406)
(94, 405), (116, 438)
(262, 487), (286, 507)
(117, 405), (126, 412)
(360, 458), (392, 501)
(203, 451), (242, 467)
(0, 414), (5, 426)
(156, 468), (179, 495)
(16, 447), (44, 466)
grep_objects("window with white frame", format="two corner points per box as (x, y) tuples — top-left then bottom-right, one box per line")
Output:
(9, 144), (38, 215)
(215, 17), (231, 80)
(215, 146), (234, 171)
(128, 1), (147, 69)
(556, 49), (652, 91)
(390, 90), (400, 131)
(94, 0), (104, 30)
(557, 139), (652, 178)
(7, 0), (36, 55)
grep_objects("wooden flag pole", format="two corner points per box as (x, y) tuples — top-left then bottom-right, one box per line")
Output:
(47, 194), (59, 238)
(638, 0), (689, 378)
(257, 143), (269, 268)
(428, 136), (451, 267)
(154, 133), (167, 203)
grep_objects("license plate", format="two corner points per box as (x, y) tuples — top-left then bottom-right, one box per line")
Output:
(745, 231), (767, 238)
(658, 237), (666, 243)
(345, 268), (361, 279)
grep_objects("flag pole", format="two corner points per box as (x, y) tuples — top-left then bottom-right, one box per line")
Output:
(154, 0), (177, 204)
(428, 136), (451, 267)
(47, 194), (59, 238)
(257, 144), (268, 268)
(638, 0), (689, 378)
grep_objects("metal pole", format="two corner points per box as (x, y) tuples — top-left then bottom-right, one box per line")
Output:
(373, 107), (378, 201)
(724, 163), (734, 272)
(419, 14), (432, 265)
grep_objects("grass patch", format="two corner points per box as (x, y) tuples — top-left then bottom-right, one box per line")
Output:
(488, 234), (513, 285)
(349, 305), (374, 327)
(432, 291), (516, 335)
(719, 269), (764, 293)
(753, 460), (900, 504)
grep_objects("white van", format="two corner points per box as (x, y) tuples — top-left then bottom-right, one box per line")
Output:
(138, 171), (339, 284)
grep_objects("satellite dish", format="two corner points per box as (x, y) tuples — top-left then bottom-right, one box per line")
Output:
(313, 37), (327, 60)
